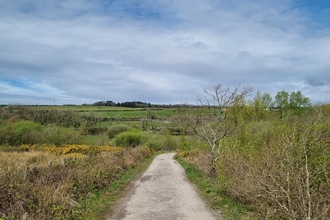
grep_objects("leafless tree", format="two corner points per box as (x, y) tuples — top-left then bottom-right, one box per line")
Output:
(179, 84), (253, 175)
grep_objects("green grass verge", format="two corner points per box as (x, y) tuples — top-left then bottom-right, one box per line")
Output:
(176, 158), (259, 220)
(71, 153), (159, 220)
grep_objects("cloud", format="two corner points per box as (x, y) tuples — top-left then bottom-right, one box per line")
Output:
(305, 76), (327, 87)
(0, 0), (329, 104)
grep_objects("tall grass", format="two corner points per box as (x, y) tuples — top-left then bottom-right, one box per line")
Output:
(0, 146), (153, 219)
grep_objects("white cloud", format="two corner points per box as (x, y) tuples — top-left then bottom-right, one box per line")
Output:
(0, 0), (329, 104)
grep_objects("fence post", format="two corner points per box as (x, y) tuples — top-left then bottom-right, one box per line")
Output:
(61, 158), (66, 166)
(24, 166), (30, 180)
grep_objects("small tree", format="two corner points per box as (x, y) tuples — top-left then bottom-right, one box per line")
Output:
(289, 90), (312, 109)
(274, 90), (311, 118)
(274, 90), (289, 119)
(252, 91), (273, 119)
(180, 84), (253, 175)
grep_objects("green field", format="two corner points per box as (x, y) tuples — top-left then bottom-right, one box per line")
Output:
(30, 105), (144, 112)
(29, 105), (176, 119)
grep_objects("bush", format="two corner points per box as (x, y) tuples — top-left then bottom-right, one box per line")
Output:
(42, 125), (82, 146)
(162, 129), (178, 151)
(145, 134), (163, 151)
(106, 125), (129, 139)
(87, 127), (108, 135)
(0, 121), (83, 147)
(0, 120), (44, 146)
(113, 129), (146, 148)
(217, 114), (330, 219)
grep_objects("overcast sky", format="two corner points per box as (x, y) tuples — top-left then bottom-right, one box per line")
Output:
(0, 0), (329, 105)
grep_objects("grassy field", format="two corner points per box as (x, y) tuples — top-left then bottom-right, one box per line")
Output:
(27, 105), (177, 119)
(100, 108), (175, 118)
(29, 105), (141, 112)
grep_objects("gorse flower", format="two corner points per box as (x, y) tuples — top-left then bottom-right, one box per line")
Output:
(19, 144), (123, 155)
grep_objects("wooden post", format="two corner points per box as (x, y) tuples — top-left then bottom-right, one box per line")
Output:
(24, 166), (30, 180)
(61, 158), (66, 166)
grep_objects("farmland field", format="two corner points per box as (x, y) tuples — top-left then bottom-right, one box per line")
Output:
(29, 105), (140, 111)
(29, 105), (177, 119)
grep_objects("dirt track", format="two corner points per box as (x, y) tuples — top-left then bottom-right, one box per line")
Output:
(108, 153), (221, 220)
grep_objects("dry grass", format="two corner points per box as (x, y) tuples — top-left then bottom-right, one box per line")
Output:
(175, 150), (213, 175)
(1, 151), (65, 171)
(0, 146), (153, 219)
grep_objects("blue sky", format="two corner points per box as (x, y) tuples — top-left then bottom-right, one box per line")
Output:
(0, 0), (329, 105)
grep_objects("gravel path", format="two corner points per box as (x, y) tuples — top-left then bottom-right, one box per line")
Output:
(108, 153), (221, 220)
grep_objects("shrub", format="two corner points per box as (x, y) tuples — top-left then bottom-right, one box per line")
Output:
(162, 129), (178, 151)
(94, 134), (110, 146)
(106, 125), (129, 139)
(175, 150), (199, 158)
(0, 120), (44, 146)
(0, 121), (84, 147)
(175, 150), (213, 177)
(113, 129), (145, 148)
(41, 125), (81, 146)
(145, 134), (163, 151)
(87, 127), (108, 135)
(217, 113), (330, 219)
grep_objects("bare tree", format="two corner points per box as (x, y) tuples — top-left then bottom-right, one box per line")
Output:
(180, 84), (253, 175)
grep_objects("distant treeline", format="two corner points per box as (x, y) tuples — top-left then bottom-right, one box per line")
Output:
(0, 102), (184, 108)
(91, 100), (186, 108)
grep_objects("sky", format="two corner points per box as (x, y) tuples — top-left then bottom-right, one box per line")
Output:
(0, 0), (329, 105)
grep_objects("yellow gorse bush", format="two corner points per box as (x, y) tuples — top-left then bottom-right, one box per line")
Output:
(20, 144), (38, 151)
(175, 150), (199, 158)
(19, 144), (123, 155)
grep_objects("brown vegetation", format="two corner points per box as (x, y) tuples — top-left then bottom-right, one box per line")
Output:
(0, 146), (153, 219)
(218, 110), (330, 219)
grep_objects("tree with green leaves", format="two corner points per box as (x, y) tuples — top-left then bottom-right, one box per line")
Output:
(252, 91), (272, 119)
(274, 90), (289, 109)
(289, 90), (311, 108)
(274, 90), (311, 118)
(274, 90), (289, 119)
(261, 92), (272, 109)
